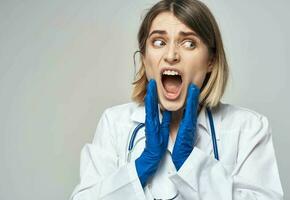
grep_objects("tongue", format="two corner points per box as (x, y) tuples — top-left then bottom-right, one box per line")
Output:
(162, 75), (182, 93)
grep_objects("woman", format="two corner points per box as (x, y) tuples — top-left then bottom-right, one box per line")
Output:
(70, 0), (284, 199)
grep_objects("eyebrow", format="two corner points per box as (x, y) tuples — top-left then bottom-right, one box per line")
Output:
(148, 30), (198, 38)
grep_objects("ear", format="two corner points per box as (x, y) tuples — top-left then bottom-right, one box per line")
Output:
(140, 53), (144, 60)
(207, 56), (215, 72)
(141, 53), (146, 67)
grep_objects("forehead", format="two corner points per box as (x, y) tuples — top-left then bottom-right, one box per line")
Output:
(150, 12), (193, 33)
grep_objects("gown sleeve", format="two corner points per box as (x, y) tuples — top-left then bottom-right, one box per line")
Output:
(168, 115), (284, 200)
(69, 109), (146, 200)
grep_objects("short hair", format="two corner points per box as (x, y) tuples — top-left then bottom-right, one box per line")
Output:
(131, 0), (229, 108)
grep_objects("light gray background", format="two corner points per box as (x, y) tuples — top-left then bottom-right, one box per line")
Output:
(0, 0), (289, 199)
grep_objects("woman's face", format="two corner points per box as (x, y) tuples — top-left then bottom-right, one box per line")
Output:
(142, 12), (213, 111)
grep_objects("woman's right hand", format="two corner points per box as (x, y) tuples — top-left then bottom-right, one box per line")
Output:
(135, 79), (172, 187)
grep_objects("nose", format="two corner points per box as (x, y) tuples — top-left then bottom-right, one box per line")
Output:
(164, 41), (180, 64)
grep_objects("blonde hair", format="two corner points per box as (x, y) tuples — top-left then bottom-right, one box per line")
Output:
(131, 0), (229, 108)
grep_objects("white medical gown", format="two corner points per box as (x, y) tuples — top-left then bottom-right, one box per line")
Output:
(70, 102), (284, 200)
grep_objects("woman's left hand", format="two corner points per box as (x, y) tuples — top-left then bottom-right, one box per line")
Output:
(171, 83), (200, 171)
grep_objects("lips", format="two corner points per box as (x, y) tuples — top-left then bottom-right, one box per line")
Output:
(160, 67), (183, 100)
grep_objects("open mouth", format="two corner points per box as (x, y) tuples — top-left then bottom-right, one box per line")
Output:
(161, 70), (183, 100)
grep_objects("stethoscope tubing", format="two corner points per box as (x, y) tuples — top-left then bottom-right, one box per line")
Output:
(128, 107), (219, 161)
(128, 123), (145, 151)
(206, 107), (219, 160)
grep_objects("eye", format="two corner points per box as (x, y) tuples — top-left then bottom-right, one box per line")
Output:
(152, 39), (166, 47)
(182, 40), (196, 49)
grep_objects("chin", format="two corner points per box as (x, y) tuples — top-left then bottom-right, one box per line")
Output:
(159, 97), (185, 112)
(157, 80), (187, 112)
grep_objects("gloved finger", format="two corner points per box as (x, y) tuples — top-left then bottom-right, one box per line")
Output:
(160, 110), (172, 128)
(160, 110), (172, 148)
(183, 83), (200, 124)
(145, 79), (158, 117)
(145, 79), (160, 132)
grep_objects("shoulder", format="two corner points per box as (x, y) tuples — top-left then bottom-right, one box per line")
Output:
(102, 101), (140, 124)
(92, 102), (140, 143)
(214, 102), (270, 133)
(216, 102), (265, 120)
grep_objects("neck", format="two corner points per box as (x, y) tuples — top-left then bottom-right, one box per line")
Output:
(169, 104), (202, 130)
(171, 108), (183, 126)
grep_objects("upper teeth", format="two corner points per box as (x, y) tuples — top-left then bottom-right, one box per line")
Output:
(163, 70), (179, 75)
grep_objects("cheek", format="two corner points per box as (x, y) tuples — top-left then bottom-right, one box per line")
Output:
(144, 50), (161, 79)
(191, 72), (208, 88)
(144, 64), (153, 80)
(186, 58), (210, 88)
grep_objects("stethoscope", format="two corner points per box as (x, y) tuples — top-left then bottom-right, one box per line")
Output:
(127, 107), (219, 162)
(127, 107), (219, 200)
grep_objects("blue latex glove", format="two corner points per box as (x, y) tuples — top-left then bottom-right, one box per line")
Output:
(135, 79), (172, 187)
(171, 83), (200, 171)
